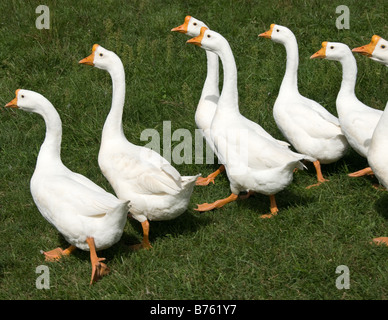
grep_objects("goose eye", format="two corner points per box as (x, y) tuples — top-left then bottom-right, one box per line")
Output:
(381, 45), (386, 49)
(207, 34), (211, 38)
(99, 53), (103, 57)
(21, 95), (24, 98)
(276, 29), (279, 32)
(330, 46), (334, 49)
(193, 22), (197, 26)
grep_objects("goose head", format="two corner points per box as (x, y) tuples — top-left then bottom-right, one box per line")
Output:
(352, 35), (388, 66)
(258, 24), (295, 44)
(5, 89), (48, 113)
(310, 41), (351, 61)
(79, 44), (120, 71)
(171, 15), (209, 37)
(186, 27), (224, 53)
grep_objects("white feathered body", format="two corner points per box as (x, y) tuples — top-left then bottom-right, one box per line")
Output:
(98, 136), (198, 223)
(336, 93), (382, 158)
(367, 102), (388, 188)
(211, 108), (313, 196)
(31, 160), (130, 251)
(274, 87), (348, 165)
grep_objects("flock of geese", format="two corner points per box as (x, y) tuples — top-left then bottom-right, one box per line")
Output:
(4, 16), (388, 284)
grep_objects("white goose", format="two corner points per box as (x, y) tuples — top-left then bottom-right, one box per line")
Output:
(367, 102), (388, 246)
(353, 36), (388, 246)
(172, 16), (224, 186)
(79, 45), (199, 249)
(188, 27), (314, 218)
(171, 16), (225, 186)
(259, 24), (348, 188)
(5, 89), (131, 284)
(353, 35), (388, 66)
(311, 41), (383, 177)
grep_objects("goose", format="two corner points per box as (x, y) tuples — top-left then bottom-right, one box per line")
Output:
(171, 16), (224, 186)
(311, 41), (383, 178)
(259, 24), (348, 188)
(368, 101), (388, 246)
(188, 27), (314, 218)
(79, 44), (199, 249)
(352, 35), (388, 66)
(171, 16), (225, 186)
(5, 89), (131, 284)
(171, 16), (290, 187)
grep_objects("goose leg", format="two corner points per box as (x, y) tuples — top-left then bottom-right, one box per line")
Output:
(86, 237), (109, 285)
(196, 165), (225, 186)
(43, 245), (76, 261)
(239, 190), (255, 200)
(260, 195), (279, 219)
(194, 193), (238, 212)
(131, 220), (152, 250)
(348, 167), (374, 177)
(372, 237), (388, 246)
(306, 160), (329, 189)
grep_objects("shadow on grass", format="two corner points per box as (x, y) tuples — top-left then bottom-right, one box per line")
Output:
(39, 208), (213, 268)
(235, 187), (317, 216)
(374, 192), (388, 221)
(127, 210), (213, 246)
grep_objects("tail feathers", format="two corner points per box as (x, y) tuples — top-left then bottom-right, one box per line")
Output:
(182, 174), (201, 187)
(303, 155), (317, 163)
(110, 200), (131, 215)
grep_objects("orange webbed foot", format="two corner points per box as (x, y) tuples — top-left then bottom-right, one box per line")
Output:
(42, 245), (76, 261)
(42, 248), (66, 261)
(306, 179), (329, 189)
(260, 208), (279, 219)
(195, 165), (225, 186)
(260, 195), (279, 218)
(371, 237), (388, 246)
(130, 241), (152, 251)
(90, 257), (110, 285)
(194, 202), (218, 212)
(196, 176), (215, 186)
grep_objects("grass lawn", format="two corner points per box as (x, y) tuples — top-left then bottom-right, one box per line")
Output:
(0, 0), (387, 300)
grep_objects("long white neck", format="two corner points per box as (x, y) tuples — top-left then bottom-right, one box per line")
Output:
(103, 58), (126, 140)
(279, 35), (299, 93)
(35, 100), (63, 168)
(199, 51), (220, 102)
(337, 52), (358, 97)
(214, 39), (239, 113)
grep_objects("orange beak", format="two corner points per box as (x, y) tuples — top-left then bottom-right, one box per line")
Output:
(171, 15), (191, 34)
(352, 35), (381, 57)
(310, 42), (328, 59)
(187, 26), (207, 46)
(5, 89), (20, 108)
(258, 24), (275, 39)
(79, 44), (99, 66)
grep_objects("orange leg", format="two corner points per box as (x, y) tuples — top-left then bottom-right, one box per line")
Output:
(348, 166), (374, 177)
(239, 190), (255, 200)
(196, 165), (225, 186)
(306, 160), (329, 189)
(372, 237), (388, 246)
(131, 220), (152, 251)
(194, 193), (238, 212)
(86, 237), (110, 285)
(260, 195), (279, 219)
(43, 245), (76, 261)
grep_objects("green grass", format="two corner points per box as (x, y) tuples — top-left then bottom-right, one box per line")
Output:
(0, 0), (387, 300)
